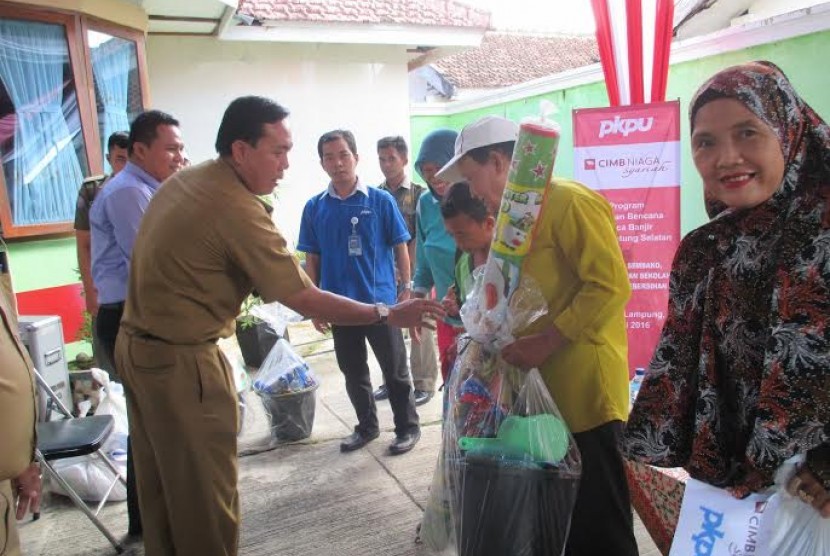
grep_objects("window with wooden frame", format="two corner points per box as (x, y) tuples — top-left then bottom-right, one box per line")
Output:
(0, 3), (149, 238)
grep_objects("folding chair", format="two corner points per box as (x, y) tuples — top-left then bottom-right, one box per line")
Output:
(33, 368), (127, 554)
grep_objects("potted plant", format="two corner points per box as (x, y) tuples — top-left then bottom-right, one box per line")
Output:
(235, 294), (285, 368)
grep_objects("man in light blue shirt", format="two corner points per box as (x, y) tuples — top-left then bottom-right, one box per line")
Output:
(89, 109), (185, 538)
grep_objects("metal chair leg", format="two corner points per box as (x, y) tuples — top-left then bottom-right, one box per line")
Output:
(95, 449), (128, 487)
(37, 452), (125, 554)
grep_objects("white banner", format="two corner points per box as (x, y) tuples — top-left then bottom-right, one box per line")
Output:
(573, 140), (681, 190)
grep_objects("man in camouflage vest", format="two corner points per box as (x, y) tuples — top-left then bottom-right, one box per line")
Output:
(375, 136), (436, 406)
(74, 131), (128, 375)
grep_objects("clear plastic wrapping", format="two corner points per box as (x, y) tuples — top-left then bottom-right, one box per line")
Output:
(252, 338), (319, 442)
(460, 266), (549, 350)
(422, 280), (581, 556)
(422, 104), (580, 555)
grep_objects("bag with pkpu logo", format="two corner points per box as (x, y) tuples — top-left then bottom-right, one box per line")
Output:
(670, 478), (772, 556)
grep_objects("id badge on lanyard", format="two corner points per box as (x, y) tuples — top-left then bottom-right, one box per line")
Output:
(348, 216), (363, 257)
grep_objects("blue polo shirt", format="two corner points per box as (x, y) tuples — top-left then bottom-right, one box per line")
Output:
(298, 180), (409, 305)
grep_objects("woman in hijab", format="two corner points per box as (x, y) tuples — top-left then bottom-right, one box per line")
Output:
(412, 129), (462, 383)
(625, 61), (830, 516)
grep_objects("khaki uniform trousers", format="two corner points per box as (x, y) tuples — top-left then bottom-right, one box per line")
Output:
(410, 325), (438, 393)
(116, 333), (239, 556)
(0, 480), (20, 556)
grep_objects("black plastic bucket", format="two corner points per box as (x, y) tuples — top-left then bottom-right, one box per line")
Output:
(259, 383), (318, 442)
(456, 454), (580, 556)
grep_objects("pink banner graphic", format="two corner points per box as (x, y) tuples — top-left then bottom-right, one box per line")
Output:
(573, 101), (680, 376)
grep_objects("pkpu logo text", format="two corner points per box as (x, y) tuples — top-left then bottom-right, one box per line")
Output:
(692, 506), (725, 556)
(598, 116), (654, 138)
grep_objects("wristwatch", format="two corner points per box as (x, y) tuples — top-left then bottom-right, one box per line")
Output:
(375, 303), (390, 324)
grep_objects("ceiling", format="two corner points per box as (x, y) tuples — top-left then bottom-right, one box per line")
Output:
(130, 0), (234, 35)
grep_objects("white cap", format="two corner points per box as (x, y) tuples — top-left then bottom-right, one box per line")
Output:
(435, 116), (519, 184)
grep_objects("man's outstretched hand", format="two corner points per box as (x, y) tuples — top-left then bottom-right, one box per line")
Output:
(389, 299), (445, 329)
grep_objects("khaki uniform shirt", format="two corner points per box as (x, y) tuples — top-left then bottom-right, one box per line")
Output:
(120, 159), (312, 344)
(0, 248), (37, 481)
(379, 178), (424, 243)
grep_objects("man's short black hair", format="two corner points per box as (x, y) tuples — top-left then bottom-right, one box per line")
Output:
(377, 136), (408, 158)
(463, 141), (516, 165)
(318, 130), (357, 159)
(440, 181), (490, 223)
(128, 110), (180, 155)
(107, 131), (129, 152)
(215, 96), (289, 156)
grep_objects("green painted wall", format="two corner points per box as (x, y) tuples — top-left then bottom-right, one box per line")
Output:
(8, 237), (79, 291)
(411, 30), (830, 235)
(6, 236), (87, 356)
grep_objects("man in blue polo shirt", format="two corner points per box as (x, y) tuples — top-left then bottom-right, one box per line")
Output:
(299, 129), (420, 455)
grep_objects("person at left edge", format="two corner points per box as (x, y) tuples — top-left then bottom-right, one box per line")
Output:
(299, 130), (422, 456)
(89, 110), (187, 538)
(0, 245), (42, 556)
(115, 97), (444, 556)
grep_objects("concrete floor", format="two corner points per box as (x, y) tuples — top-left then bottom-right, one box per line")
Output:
(18, 323), (661, 555)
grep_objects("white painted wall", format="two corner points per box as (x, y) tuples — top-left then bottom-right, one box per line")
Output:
(748, 0), (826, 19)
(146, 36), (412, 249)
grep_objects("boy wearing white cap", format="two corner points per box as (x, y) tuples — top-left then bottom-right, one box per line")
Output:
(438, 116), (637, 556)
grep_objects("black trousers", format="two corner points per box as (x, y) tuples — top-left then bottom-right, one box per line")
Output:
(565, 420), (638, 556)
(96, 303), (142, 536)
(331, 323), (419, 437)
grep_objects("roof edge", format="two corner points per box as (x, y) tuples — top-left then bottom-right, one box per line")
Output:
(412, 3), (830, 116)
(220, 19), (486, 47)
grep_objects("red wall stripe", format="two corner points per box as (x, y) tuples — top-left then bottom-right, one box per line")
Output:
(16, 283), (85, 344)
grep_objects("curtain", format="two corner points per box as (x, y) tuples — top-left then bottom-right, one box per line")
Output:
(91, 37), (133, 174)
(0, 19), (83, 226)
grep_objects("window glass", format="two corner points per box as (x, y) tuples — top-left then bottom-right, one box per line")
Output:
(88, 31), (142, 174)
(0, 19), (88, 226)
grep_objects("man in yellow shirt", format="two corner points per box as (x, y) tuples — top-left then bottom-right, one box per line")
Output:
(436, 116), (637, 556)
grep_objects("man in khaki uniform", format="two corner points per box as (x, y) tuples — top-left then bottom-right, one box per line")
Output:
(0, 247), (41, 556)
(115, 96), (444, 556)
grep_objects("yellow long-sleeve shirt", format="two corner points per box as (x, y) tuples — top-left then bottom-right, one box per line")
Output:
(521, 179), (631, 433)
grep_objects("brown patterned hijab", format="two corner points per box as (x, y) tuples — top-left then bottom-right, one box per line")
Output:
(624, 61), (830, 494)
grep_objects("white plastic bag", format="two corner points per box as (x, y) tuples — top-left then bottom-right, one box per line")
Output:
(757, 455), (830, 555)
(670, 478), (773, 556)
(250, 301), (304, 337)
(52, 369), (127, 502)
(671, 458), (830, 556)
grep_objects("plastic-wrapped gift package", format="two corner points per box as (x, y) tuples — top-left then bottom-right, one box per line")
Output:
(421, 104), (583, 556)
(252, 338), (319, 442)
